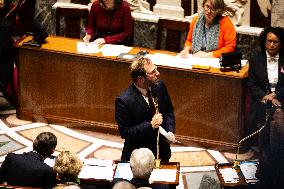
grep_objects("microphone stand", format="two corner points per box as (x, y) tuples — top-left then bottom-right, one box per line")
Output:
(233, 106), (273, 170)
(153, 96), (161, 168)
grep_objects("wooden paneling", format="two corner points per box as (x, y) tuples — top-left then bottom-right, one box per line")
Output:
(16, 36), (248, 148)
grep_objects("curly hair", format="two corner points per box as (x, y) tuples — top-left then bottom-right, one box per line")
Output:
(53, 151), (83, 182)
(259, 26), (284, 54)
(130, 57), (152, 82)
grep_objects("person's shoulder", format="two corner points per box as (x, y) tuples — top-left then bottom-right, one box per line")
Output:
(121, 1), (131, 11)
(5, 152), (21, 159)
(117, 84), (135, 100)
(220, 15), (234, 26)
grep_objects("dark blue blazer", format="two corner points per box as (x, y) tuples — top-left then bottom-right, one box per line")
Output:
(0, 151), (57, 188)
(115, 80), (175, 161)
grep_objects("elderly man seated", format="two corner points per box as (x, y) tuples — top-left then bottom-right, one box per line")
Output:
(129, 148), (155, 188)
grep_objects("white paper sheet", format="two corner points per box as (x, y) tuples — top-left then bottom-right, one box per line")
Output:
(78, 165), (114, 180)
(83, 158), (113, 167)
(77, 42), (99, 54)
(219, 167), (239, 183)
(100, 44), (132, 56)
(149, 169), (177, 182)
(240, 162), (259, 184)
(113, 162), (133, 180)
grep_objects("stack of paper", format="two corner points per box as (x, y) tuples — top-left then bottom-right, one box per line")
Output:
(219, 167), (239, 183)
(240, 162), (259, 184)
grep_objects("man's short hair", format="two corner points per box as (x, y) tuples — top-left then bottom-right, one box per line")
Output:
(33, 132), (57, 157)
(112, 181), (136, 189)
(130, 57), (152, 82)
(130, 148), (155, 178)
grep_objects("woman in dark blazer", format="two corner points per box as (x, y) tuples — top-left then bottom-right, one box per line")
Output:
(248, 26), (284, 189)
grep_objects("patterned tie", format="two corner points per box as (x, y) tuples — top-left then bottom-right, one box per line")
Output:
(147, 90), (156, 116)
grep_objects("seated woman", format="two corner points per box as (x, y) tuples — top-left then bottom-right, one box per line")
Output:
(53, 151), (83, 189)
(248, 26), (284, 189)
(83, 0), (133, 46)
(180, 0), (236, 58)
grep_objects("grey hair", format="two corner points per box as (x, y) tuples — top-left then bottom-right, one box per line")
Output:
(112, 181), (136, 189)
(130, 148), (155, 178)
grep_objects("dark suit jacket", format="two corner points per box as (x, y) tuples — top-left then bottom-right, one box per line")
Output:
(0, 151), (57, 188)
(115, 80), (175, 161)
(248, 52), (284, 103)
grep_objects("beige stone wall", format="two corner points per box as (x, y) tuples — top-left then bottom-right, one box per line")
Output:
(271, 0), (284, 28)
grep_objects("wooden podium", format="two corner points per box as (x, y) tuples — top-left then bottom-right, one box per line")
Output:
(215, 162), (259, 188)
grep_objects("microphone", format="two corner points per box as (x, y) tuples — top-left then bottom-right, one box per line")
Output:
(233, 103), (274, 170)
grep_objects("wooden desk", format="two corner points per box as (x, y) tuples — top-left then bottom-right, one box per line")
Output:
(16, 36), (248, 148)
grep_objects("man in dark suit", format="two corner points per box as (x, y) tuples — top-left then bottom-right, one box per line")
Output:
(248, 26), (284, 189)
(115, 57), (175, 162)
(0, 132), (58, 188)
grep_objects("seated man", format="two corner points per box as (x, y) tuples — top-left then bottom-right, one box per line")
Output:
(0, 132), (58, 188)
(130, 148), (155, 188)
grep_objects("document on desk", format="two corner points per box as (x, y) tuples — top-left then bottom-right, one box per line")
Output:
(150, 169), (177, 182)
(148, 53), (220, 69)
(78, 164), (114, 180)
(77, 42), (99, 54)
(100, 44), (132, 56)
(240, 162), (259, 184)
(114, 162), (133, 181)
(84, 158), (113, 167)
(219, 167), (239, 183)
(177, 54), (220, 68)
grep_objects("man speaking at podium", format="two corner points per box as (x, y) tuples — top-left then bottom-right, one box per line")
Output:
(115, 57), (175, 162)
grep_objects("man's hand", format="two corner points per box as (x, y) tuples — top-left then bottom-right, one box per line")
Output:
(151, 113), (163, 129)
(167, 132), (176, 143)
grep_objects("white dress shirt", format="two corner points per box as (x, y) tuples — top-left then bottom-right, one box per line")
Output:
(266, 51), (279, 92)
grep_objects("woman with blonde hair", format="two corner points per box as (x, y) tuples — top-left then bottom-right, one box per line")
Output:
(53, 151), (83, 189)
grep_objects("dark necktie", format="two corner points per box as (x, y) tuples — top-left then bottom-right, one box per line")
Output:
(147, 90), (156, 116)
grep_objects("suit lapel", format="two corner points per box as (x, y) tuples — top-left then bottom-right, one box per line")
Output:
(130, 84), (152, 116)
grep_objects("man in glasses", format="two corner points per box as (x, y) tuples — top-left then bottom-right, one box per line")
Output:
(115, 57), (175, 162)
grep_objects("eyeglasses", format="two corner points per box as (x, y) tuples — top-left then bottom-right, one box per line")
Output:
(266, 39), (280, 46)
(204, 4), (216, 13)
